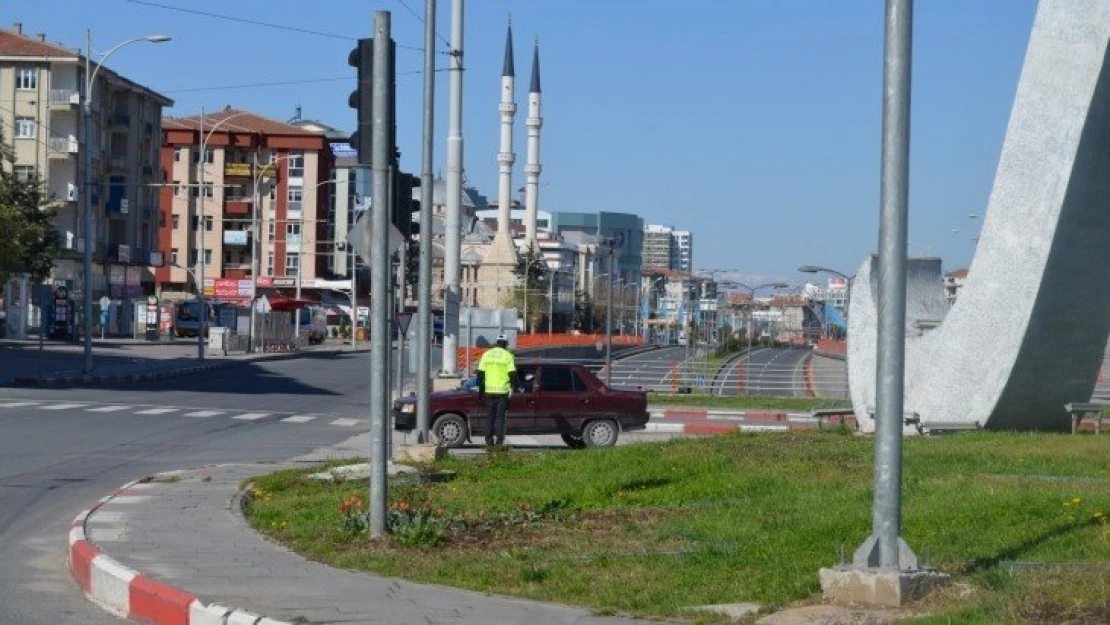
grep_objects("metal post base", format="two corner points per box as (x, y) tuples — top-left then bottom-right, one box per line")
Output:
(852, 534), (920, 570)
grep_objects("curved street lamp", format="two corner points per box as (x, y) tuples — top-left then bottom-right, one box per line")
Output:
(82, 32), (171, 373)
(733, 281), (788, 355)
(798, 264), (855, 322)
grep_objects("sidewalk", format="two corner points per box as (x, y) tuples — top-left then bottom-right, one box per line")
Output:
(0, 339), (363, 387)
(69, 462), (661, 625)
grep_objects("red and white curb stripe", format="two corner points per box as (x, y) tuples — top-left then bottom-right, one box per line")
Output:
(645, 408), (858, 434)
(68, 476), (290, 625)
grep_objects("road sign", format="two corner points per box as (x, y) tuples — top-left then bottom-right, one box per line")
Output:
(394, 312), (413, 336)
(346, 210), (404, 265)
(255, 295), (272, 313)
(99, 296), (110, 310)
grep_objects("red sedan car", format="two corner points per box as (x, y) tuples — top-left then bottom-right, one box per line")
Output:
(393, 360), (649, 448)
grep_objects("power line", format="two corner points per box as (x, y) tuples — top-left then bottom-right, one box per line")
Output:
(125, 0), (428, 51)
(393, 0), (451, 48)
(161, 68), (446, 94)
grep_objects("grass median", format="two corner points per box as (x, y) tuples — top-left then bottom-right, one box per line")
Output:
(243, 432), (1108, 622)
(647, 393), (851, 412)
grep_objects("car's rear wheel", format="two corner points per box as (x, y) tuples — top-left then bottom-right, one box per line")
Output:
(581, 419), (619, 447)
(432, 414), (468, 448)
(560, 433), (586, 449)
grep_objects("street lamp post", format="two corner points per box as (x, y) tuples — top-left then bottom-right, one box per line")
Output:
(733, 281), (788, 361)
(81, 31), (170, 374)
(195, 109), (252, 361)
(249, 152), (294, 351)
(798, 264), (854, 319)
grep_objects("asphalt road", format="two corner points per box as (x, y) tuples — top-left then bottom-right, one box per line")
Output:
(0, 351), (675, 624)
(605, 346), (691, 390)
(0, 354), (389, 625)
(713, 347), (812, 397)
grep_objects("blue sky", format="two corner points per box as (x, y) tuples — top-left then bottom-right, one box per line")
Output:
(11, 0), (1037, 281)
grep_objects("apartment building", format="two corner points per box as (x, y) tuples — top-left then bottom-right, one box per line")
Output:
(0, 23), (172, 297)
(155, 109), (332, 303)
(643, 224), (693, 273)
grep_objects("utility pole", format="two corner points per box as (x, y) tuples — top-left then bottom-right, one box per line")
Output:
(441, 0), (464, 376)
(416, 0), (436, 441)
(368, 11), (393, 539)
(605, 245), (614, 386)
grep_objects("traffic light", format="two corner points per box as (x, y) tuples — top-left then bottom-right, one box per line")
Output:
(347, 37), (396, 167)
(348, 38), (373, 166)
(391, 171), (421, 239)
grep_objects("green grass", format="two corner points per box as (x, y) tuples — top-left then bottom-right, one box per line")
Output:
(647, 393), (851, 411)
(243, 433), (1109, 622)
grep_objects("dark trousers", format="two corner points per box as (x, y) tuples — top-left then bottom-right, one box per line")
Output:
(485, 394), (509, 444)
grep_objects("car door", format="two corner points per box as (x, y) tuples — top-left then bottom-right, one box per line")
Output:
(505, 364), (537, 434)
(532, 365), (589, 434)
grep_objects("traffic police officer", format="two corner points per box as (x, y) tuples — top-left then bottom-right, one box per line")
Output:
(477, 334), (516, 447)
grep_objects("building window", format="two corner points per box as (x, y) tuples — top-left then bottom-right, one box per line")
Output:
(204, 215), (213, 231)
(13, 165), (34, 182)
(172, 180), (181, 196)
(286, 222), (301, 237)
(171, 248), (178, 265)
(190, 182), (214, 198)
(203, 249), (212, 265)
(266, 253), (274, 275)
(15, 67), (37, 90)
(188, 249), (197, 265)
(14, 117), (35, 139)
(267, 221), (275, 239)
(288, 151), (304, 178)
(192, 148), (215, 164)
(268, 184), (276, 201)
(285, 253), (299, 276)
(174, 148), (182, 162)
(172, 214), (180, 230)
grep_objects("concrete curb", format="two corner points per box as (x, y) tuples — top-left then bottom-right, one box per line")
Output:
(645, 408), (858, 434)
(68, 475), (292, 625)
(13, 361), (233, 388)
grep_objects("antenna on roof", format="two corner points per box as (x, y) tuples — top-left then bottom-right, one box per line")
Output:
(288, 104), (302, 123)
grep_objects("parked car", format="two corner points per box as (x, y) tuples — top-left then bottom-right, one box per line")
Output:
(393, 360), (649, 448)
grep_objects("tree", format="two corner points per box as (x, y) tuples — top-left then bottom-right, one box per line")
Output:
(509, 246), (549, 332)
(0, 130), (57, 285)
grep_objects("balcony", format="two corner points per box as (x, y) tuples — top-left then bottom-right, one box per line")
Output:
(50, 89), (80, 108)
(48, 136), (79, 158)
(224, 197), (253, 216)
(224, 162), (254, 178)
(223, 230), (250, 246)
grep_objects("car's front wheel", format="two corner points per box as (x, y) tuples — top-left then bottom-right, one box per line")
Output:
(581, 419), (619, 447)
(560, 432), (586, 449)
(432, 414), (468, 448)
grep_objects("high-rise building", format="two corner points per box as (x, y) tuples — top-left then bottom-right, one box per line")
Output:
(0, 24), (172, 297)
(155, 109), (333, 303)
(643, 224), (693, 273)
(672, 230), (693, 273)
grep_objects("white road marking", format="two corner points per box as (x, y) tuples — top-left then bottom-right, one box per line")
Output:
(39, 404), (88, 410)
(0, 401), (41, 408)
(184, 410), (223, 418)
(134, 408), (180, 415)
(329, 418), (359, 427)
(232, 413), (270, 421)
(282, 415), (317, 423)
(87, 405), (133, 412)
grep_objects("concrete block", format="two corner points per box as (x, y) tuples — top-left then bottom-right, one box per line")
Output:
(226, 608), (262, 624)
(819, 567), (950, 608)
(690, 603), (762, 620)
(89, 554), (136, 617)
(394, 443), (444, 463)
(189, 601), (232, 625)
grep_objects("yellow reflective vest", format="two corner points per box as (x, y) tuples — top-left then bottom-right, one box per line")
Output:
(478, 346), (516, 394)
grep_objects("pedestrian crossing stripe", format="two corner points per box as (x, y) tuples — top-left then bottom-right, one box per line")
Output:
(185, 410), (222, 418)
(87, 406), (132, 412)
(329, 418), (359, 427)
(39, 404), (88, 410)
(0, 401), (41, 407)
(281, 415), (317, 423)
(232, 413), (270, 421)
(134, 408), (179, 415)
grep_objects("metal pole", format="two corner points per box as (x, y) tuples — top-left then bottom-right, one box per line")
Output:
(368, 11), (392, 539)
(416, 0), (436, 442)
(861, 0), (915, 570)
(351, 244), (357, 352)
(197, 107), (207, 361)
(605, 249), (613, 386)
(441, 0), (463, 375)
(547, 273), (553, 334)
(82, 29), (94, 373)
(250, 152), (259, 352)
